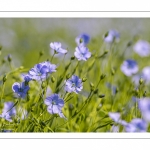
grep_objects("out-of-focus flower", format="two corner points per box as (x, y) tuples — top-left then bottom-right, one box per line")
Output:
(44, 94), (66, 119)
(12, 82), (29, 98)
(132, 67), (150, 85)
(50, 42), (67, 54)
(139, 98), (150, 122)
(109, 112), (120, 122)
(121, 59), (138, 76)
(42, 61), (57, 74)
(109, 112), (127, 126)
(75, 33), (90, 46)
(125, 118), (147, 132)
(104, 29), (120, 43)
(0, 102), (16, 122)
(65, 75), (83, 94)
(142, 67), (150, 84)
(74, 45), (91, 61)
(111, 125), (119, 132)
(132, 74), (142, 85)
(133, 40), (150, 57)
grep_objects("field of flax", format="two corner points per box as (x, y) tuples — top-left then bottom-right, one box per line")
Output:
(1, 18), (150, 132)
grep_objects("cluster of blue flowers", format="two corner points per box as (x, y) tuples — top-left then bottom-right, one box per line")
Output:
(5, 34), (91, 123)
(2, 30), (150, 133)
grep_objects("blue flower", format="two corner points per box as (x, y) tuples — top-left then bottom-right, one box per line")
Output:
(28, 63), (49, 81)
(0, 102), (16, 122)
(125, 118), (147, 132)
(74, 45), (91, 61)
(12, 82), (29, 98)
(28, 61), (57, 81)
(44, 94), (66, 119)
(22, 74), (32, 83)
(121, 59), (138, 76)
(50, 42), (67, 54)
(42, 61), (57, 74)
(139, 98), (150, 122)
(104, 29), (120, 43)
(65, 75), (83, 94)
(133, 40), (150, 57)
(109, 112), (127, 126)
(109, 112), (120, 122)
(75, 33), (90, 46)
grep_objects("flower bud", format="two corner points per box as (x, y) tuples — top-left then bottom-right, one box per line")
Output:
(39, 50), (44, 56)
(90, 82), (94, 91)
(3, 74), (7, 83)
(116, 87), (119, 94)
(66, 73), (71, 79)
(2, 59), (5, 64)
(94, 89), (98, 94)
(51, 76), (55, 83)
(19, 66), (24, 70)
(143, 91), (147, 97)
(41, 81), (46, 89)
(69, 104), (74, 111)
(104, 31), (109, 38)
(135, 88), (139, 96)
(104, 50), (108, 54)
(111, 68), (115, 75)
(127, 41), (132, 47)
(71, 56), (75, 60)
(82, 77), (87, 82)
(139, 78), (143, 85)
(100, 74), (106, 80)
(98, 94), (105, 98)
(7, 54), (12, 62)
(79, 38), (83, 43)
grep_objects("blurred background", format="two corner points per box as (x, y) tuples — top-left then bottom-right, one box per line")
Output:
(0, 18), (150, 73)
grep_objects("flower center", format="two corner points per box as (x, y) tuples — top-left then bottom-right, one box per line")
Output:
(18, 88), (23, 92)
(52, 101), (56, 105)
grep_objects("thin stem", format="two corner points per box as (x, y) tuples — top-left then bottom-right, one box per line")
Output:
(72, 61), (79, 75)
(0, 82), (5, 104)
(51, 51), (56, 62)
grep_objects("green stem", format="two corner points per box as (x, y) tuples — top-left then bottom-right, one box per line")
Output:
(72, 61), (79, 75)
(51, 51), (56, 62)
(0, 82), (5, 104)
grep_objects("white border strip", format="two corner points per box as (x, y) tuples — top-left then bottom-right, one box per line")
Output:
(0, 0), (150, 11)
(1, 12), (150, 18)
